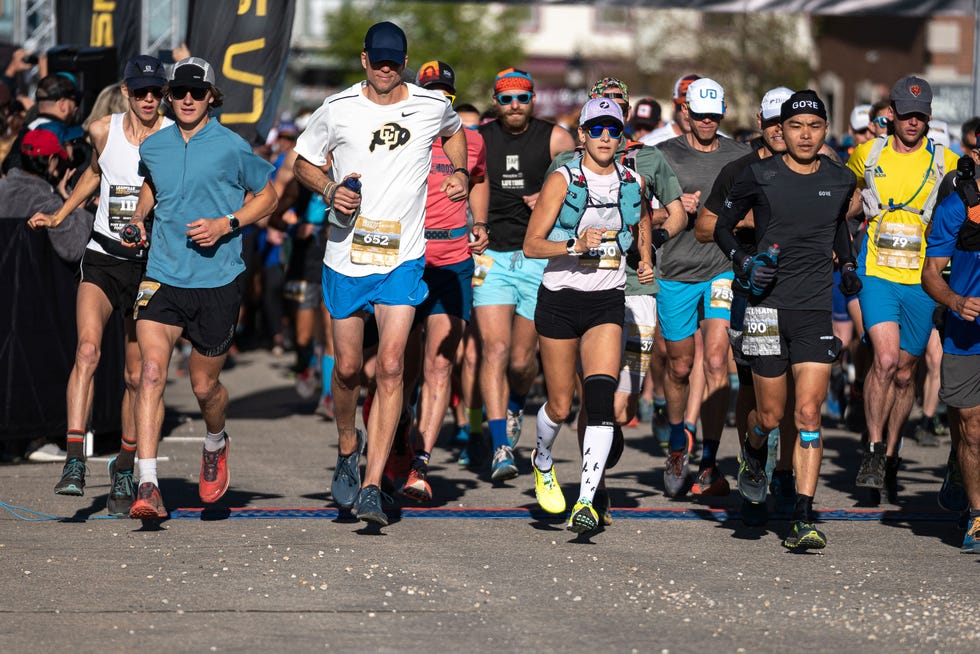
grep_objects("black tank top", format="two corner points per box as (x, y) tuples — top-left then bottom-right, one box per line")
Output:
(480, 117), (555, 251)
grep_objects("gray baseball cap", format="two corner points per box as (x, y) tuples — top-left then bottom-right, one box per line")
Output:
(889, 76), (932, 116)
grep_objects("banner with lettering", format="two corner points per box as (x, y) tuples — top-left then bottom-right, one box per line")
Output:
(55, 0), (141, 77)
(186, 0), (296, 144)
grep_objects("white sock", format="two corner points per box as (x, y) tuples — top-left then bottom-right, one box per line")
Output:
(138, 458), (158, 487)
(204, 429), (227, 452)
(534, 404), (562, 471)
(579, 425), (613, 504)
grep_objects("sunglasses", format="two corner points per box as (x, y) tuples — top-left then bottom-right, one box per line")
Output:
(132, 87), (163, 100)
(170, 86), (209, 101)
(690, 111), (723, 122)
(495, 92), (533, 105)
(601, 92), (627, 100)
(586, 124), (623, 139)
(872, 116), (889, 128)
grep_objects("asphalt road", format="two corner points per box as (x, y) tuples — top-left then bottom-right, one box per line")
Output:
(1, 348), (977, 654)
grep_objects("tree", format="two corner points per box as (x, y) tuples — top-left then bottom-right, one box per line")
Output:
(323, 1), (527, 106)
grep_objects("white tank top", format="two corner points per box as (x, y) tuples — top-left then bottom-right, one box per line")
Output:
(542, 165), (627, 292)
(87, 112), (172, 257)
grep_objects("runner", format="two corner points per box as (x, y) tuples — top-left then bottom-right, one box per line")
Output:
(126, 57), (277, 519)
(475, 68), (575, 482)
(27, 55), (171, 516)
(523, 97), (652, 533)
(714, 90), (858, 550)
(292, 22), (468, 526)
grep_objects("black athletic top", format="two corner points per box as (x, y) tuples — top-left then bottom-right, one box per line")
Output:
(480, 117), (555, 251)
(714, 154), (855, 310)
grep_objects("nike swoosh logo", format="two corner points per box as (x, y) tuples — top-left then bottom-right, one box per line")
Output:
(401, 111), (417, 117)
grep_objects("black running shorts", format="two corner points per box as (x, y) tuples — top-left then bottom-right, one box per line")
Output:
(135, 275), (242, 357)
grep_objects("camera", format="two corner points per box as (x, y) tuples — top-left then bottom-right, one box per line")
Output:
(22, 53), (38, 65)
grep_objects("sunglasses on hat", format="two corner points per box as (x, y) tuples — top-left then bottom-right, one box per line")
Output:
(495, 92), (532, 105)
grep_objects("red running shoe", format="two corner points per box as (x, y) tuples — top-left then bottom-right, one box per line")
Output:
(199, 436), (231, 503)
(130, 482), (168, 519)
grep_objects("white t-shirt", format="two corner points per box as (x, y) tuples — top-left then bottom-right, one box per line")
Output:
(640, 122), (681, 146)
(295, 82), (462, 277)
(542, 165), (627, 293)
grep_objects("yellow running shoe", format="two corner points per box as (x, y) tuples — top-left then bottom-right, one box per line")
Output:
(532, 449), (566, 514)
(567, 498), (599, 534)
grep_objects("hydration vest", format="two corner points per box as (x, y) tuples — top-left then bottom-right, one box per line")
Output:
(863, 135), (946, 225)
(549, 155), (643, 253)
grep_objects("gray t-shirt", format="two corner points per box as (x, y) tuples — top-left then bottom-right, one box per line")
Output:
(656, 134), (750, 282)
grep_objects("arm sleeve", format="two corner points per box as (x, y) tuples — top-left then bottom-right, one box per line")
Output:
(833, 178), (858, 264)
(713, 166), (757, 262)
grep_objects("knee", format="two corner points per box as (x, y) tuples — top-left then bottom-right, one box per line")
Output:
(375, 353), (404, 384)
(510, 349), (537, 376)
(894, 366), (916, 389)
(75, 340), (101, 370)
(872, 352), (899, 378)
(667, 355), (693, 382)
(756, 408), (782, 433)
(481, 339), (508, 365)
(794, 403), (822, 431)
(333, 355), (362, 387)
(703, 352), (729, 379)
(192, 377), (220, 403)
(544, 400), (571, 423)
(123, 366), (141, 393)
(139, 360), (167, 390)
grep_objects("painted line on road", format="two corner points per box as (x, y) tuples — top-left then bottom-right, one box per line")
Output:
(167, 506), (961, 522)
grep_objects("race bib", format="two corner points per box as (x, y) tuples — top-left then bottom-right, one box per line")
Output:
(710, 277), (733, 310)
(875, 220), (922, 270)
(472, 253), (494, 287)
(351, 215), (401, 267)
(741, 306), (781, 357)
(108, 184), (140, 233)
(133, 280), (161, 319)
(580, 230), (621, 269)
(622, 322), (654, 375)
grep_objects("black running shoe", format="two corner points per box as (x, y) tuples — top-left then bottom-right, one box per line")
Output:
(106, 456), (136, 517)
(855, 450), (885, 489)
(54, 457), (86, 496)
(737, 448), (767, 504)
(782, 520), (827, 551)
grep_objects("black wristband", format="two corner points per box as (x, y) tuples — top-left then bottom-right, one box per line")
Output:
(472, 221), (490, 234)
(651, 228), (669, 249)
(453, 167), (470, 178)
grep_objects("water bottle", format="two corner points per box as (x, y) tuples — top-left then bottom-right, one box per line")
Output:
(766, 427), (779, 483)
(329, 176), (362, 229)
(759, 243), (779, 269)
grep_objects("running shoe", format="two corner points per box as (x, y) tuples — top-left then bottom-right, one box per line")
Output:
(567, 498), (599, 534)
(106, 456), (136, 517)
(914, 416), (941, 447)
(383, 411), (415, 488)
(741, 498), (768, 527)
(354, 485), (388, 526)
(532, 450), (565, 514)
(399, 459), (432, 503)
(962, 516), (980, 553)
(855, 450), (886, 489)
(295, 366), (319, 400)
(593, 488), (613, 526)
(769, 469), (797, 515)
(663, 449), (689, 498)
(506, 409), (523, 448)
(652, 404), (669, 449)
(457, 447), (471, 468)
(691, 466), (731, 496)
(824, 394), (843, 424)
(314, 395), (335, 420)
(54, 457), (86, 496)
(199, 436), (231, 504)
(782, 520), (827, 551)
(453, 424), (470, 446)
(737, 448), (768, 504)
(129, 482), (167, 519)
(490, 445), (519, 482)
(884, 456), (901, 503)
(938, 451), (968, 513)
(332, 429), (365, 509)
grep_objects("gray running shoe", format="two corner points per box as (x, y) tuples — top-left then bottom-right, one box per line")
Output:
(54, 458), (86, 496)
(490, 445), (519, 482)
(354, 485), (388, 526)
(331, 429), (365, 509)
(855, 450), (886, 489)
(737, 448), (768, 504)
(663, 449), (689, 498)
(106, 456), (136, 517)
(505, 409), (523, 448)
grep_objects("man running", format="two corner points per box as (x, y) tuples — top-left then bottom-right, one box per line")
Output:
(28, 55), (171, 516)
(293, 22), (468, 526)
(714, 90), (858, 550)
(126, 57), (277, 519)
(475, 68), (575, 482)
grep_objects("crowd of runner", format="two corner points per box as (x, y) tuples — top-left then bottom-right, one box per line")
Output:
(17, 22), (980, 553)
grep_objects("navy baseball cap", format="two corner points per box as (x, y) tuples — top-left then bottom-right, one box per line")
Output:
(363, 21), (407, 64)
(124, 55), (166, 90)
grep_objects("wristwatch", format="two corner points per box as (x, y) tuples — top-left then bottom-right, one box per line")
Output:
(453, 167), (470, 178)
(227, 213), (240, 232)
(566, 238), (579, 256)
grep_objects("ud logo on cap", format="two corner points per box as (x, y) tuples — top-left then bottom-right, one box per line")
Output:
(700, 89), (718, 99)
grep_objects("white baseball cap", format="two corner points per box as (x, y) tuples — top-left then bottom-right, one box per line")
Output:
(849, 104), (872, 131)
(760, 87), (794, 121)
(686, 78), (725, 115)
(928, 119), (950, 147)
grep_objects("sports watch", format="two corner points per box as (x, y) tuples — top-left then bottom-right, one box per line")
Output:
(566, 238), (579, 256)
(227, 214), (240, 232)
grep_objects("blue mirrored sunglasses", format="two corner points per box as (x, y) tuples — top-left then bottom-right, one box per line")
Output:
(495, 92), (533, 105)
(586, 124), (623, 139)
